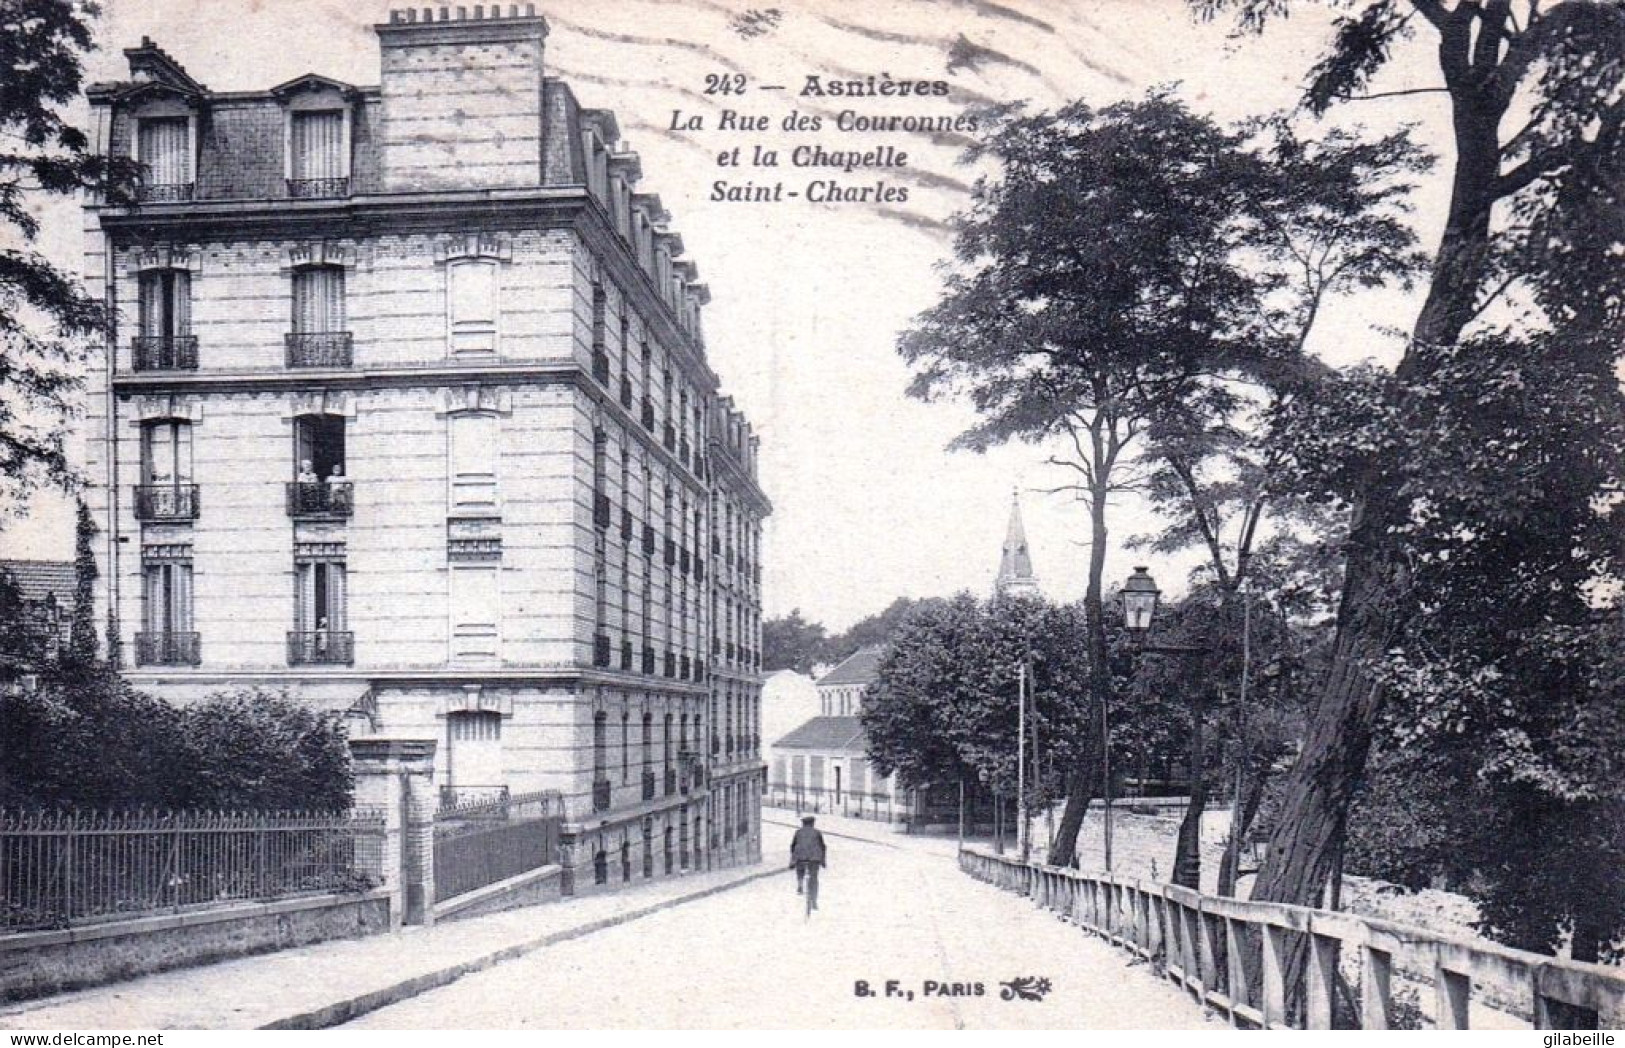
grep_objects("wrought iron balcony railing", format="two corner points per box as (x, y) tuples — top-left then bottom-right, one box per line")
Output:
(287, 176), (349, 199)
(135, 631), (200, 666)
(137, 182), (194, 203)
(131, 335), (198, 371)
(133, 483), (199, 521)
(285, 331), (353, 368)
(287, 630), (354, 666)
(286, 480), (353, 519)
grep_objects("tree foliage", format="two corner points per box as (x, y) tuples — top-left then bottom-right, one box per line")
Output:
(0, 673), (353, 812)
(0, 0), (138, 517)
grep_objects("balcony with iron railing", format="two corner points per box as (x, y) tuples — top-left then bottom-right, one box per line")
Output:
(131, 335), (199, 372)
(285, 331), (353, 368)
(592, 778), (612, 812)
(134, 631), (200, 666)
(287, 630), (354, 666)
(133, 483), (199, 522)
(138, 182), (194, 203)
(287, 176), (349, 199)
(286, 480), (353, 519)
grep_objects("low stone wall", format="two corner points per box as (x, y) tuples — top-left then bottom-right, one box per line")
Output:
(0, 890), (391, 1003)
(434, 864), (562, 923)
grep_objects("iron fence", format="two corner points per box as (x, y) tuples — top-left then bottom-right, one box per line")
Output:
(0, 808), (386, 933)
(433, 790), (562, 904)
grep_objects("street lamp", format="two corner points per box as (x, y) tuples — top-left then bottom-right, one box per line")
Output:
(1122, 565), (1161, 637)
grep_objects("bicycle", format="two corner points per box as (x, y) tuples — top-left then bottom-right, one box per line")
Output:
(795, 859), (822, 917)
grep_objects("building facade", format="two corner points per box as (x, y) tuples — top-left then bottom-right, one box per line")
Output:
(81, 8), (769, 889)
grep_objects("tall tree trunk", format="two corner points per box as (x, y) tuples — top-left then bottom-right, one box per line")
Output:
(1172, 698), (1206, 889)
(1049, 477), (1111, 867)
(1249, 74), (1507, 912)
(1217, 760), (1270, 897)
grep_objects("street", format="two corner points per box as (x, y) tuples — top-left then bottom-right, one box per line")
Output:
(345, 814), (1217, 1029)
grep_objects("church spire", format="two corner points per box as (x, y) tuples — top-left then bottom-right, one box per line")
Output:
(995, 490), (1040, 597)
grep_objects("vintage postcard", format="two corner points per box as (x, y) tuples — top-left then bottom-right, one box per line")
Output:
(0, 0), (1622, 1034)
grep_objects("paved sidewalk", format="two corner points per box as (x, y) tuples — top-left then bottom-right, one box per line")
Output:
(0, 837), (783, 1030)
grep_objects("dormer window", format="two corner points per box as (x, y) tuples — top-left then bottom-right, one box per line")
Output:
(274, 76), (355, 199)
(136, 115), (193, 201)
(289, 110), (348, 197)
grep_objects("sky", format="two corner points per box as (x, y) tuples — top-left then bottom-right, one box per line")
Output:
(1, 0), (1453, 631)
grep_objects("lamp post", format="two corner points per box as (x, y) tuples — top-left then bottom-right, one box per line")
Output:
(1121, 565), (1206, 881)
(1017, 659), (1028, 861)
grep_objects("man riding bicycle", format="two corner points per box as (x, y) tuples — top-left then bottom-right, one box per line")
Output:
(790, 815), (827, 912)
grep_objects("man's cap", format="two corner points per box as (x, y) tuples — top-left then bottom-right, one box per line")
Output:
(802, 816), (815, 824)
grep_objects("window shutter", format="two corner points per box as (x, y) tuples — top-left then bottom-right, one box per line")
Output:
(328, 563), (347, 630)
(170, 271), (191, 335)
(139, 274), (165, 337)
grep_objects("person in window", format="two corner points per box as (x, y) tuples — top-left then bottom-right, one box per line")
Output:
(297, 459), (318, 484)
(326, 462), (345, 484)
(790, 814), (827, 910)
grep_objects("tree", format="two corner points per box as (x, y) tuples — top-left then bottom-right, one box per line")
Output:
(0, 0), (138, 518)
(1194, 0), (1625, 929)
(902, 94), (1288, 866)
(762, 609), (829, 674)
(862, 592), (1099, 847)
(828, 596), (942, 655)
(65, 499), (98, 666)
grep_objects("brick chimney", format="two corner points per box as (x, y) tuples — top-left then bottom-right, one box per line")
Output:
(375, 5), (549, 192)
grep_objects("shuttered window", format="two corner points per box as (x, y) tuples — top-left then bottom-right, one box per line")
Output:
(447, 711), (503, 789)
(447, 259), (498, 354)
(449, 412), (498, 510)
(137, 117), (191, 186)
(290, 110), (345, 180)
(292, 266), (345, 333)
(449, 564), (499, 660)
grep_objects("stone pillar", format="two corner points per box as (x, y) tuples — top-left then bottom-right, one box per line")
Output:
(350, 737), (438, 928)
(558, 829), (579, 896)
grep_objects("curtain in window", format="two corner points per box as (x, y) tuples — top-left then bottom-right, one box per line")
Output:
(292, 266), (345, 333)
(138, 118), (190, 185)
(297, 561), (347, 633)
(291, 110), (344, 180)
(139, 271), (190, 338)
(144, 563), (193, 633)
(142, 421), (192, 484)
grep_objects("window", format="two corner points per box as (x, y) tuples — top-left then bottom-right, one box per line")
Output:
(447, 259), (499, 354)
(143, 561), (193, 637)
(641, 712), (652, 771)
(294, 414), (346, 482)
(137, 117), (191, 196)
(290, 110), (346, 185)
(138, 270), (191, 340)
(593, 711), (608, 781)
(292, 266), (345, 334)
(449, 413), (498, 511)
(292, 559), (349, 664)
(447, 711), (503, 790)
(141, 420), (192, 486)
(621, 711), (630, 784)
(450, 564), (499, 661)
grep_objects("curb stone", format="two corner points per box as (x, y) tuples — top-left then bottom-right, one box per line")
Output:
(263, 864), (784, 1030)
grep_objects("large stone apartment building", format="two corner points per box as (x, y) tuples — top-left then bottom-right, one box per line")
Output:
(80, 5), (769, 887)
